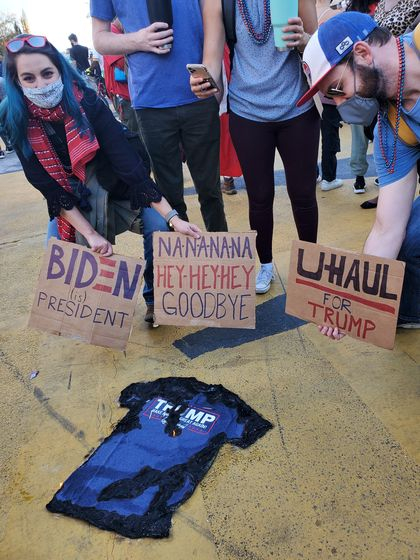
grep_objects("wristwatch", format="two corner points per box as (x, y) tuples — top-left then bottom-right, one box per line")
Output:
(165, 209), (179, 229)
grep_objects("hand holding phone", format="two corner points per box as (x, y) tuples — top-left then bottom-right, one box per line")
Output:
(187, 64), (220, 94)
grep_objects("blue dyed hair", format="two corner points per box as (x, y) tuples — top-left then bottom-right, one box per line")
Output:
(0, 34), (92, 158)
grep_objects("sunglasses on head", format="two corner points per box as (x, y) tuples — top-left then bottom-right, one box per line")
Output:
(6, 35), (47, 53)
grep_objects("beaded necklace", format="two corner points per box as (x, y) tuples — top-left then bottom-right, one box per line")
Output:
(237, 0), (272, 45)
(377, 36), (405, 174)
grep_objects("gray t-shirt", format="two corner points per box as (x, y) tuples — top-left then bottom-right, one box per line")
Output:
(229, 0), (313, 122)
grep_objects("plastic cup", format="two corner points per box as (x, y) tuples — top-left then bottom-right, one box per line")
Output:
(270, 0), (298, 51)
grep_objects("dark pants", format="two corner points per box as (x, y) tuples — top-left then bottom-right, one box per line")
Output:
(229, 106), (320, 263)
(320, 104), (341, 182)
(136, 98), (227, 232)
(398, 197), (420, 323)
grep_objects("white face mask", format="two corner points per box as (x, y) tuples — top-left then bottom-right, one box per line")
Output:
(22, 77), (64, 108)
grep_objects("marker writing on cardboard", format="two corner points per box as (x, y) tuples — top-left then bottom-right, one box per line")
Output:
(296, 248), (398, 300)
(47, 244), (142, 300)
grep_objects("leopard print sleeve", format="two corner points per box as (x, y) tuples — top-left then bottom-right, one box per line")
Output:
(374, 0), (420, 36)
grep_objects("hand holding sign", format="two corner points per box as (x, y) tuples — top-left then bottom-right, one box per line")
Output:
(286, 241), (405, 349)
(317, 324), (346, 341)
(85, 231), (113, 256)
(169, 216), (201, 239)
(29, 240), (145, 350)
(153, 232), (257, 328)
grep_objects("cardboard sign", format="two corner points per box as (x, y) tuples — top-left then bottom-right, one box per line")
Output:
(153, 232), (257, 328)
(286, 240), (405, 349)
(28, 240), (145, 350)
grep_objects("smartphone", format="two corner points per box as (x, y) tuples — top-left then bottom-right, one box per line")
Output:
(186, 64), (219, 92)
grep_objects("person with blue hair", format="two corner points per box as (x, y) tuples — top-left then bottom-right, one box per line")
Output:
(0, 34), (201, 323)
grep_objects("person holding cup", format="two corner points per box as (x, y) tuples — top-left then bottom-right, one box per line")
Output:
(191, 0), (319, 294)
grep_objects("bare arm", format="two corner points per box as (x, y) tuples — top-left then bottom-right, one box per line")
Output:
(201, 0), (225, 85)
(190, 0), (225, 100)
(63, 200), (200, 251)
(364, 167), (417, 258)
(151, 198), (201, 238)
(319, 167), (417, 340)
(283, 0), (318, 51)
(298, 0), (318, 35)
(91, 17), (173, 55)
(61, 207), (113, 256)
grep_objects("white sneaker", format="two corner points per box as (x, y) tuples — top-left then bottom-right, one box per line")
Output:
(353, 185), (366, 194)
(256, 265), (274, 294)
(321, 178), (343, 191)
(353, 176), (366, 194)
(397, 320), (420, 329)
(316, 174), (322, 184)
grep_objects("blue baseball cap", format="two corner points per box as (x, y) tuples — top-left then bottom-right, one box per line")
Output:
(297, 12), (378, 107)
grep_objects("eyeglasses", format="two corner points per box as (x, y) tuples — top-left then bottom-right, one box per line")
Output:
(325, 56), (352, 98)
(6, 35), (47, 53)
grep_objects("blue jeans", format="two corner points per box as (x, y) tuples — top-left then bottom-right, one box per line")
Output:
(141, 207), (169, 305)
(46, 218), (60, 245)
(397, 197), (420, 323)
(45, 209), (169, 305)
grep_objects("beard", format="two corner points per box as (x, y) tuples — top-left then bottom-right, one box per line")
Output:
(354, 63), (388, 105)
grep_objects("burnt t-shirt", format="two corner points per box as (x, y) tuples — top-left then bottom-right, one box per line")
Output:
(47, 377), (272, 538)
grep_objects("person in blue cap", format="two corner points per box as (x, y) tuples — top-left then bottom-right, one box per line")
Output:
(297, 11), (420, 332)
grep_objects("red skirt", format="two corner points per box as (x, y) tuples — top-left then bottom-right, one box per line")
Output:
(220, 112), (242, 178)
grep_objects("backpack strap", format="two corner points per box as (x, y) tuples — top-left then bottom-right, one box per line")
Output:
(222, 0), (237, 59)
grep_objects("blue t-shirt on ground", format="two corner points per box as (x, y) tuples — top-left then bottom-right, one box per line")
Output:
(90, 0), (204, 109)
(374, 32), (420, 187)
(46, 377), (272, 538)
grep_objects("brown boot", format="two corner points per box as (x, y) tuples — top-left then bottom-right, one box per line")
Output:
(221, 177), (237, 195)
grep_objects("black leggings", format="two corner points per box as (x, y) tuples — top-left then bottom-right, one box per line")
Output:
(229, 106), (320, 263)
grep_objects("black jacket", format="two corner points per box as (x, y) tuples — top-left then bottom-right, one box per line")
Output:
(69, 44), (90, 72)
(15, 88), (161, 219)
